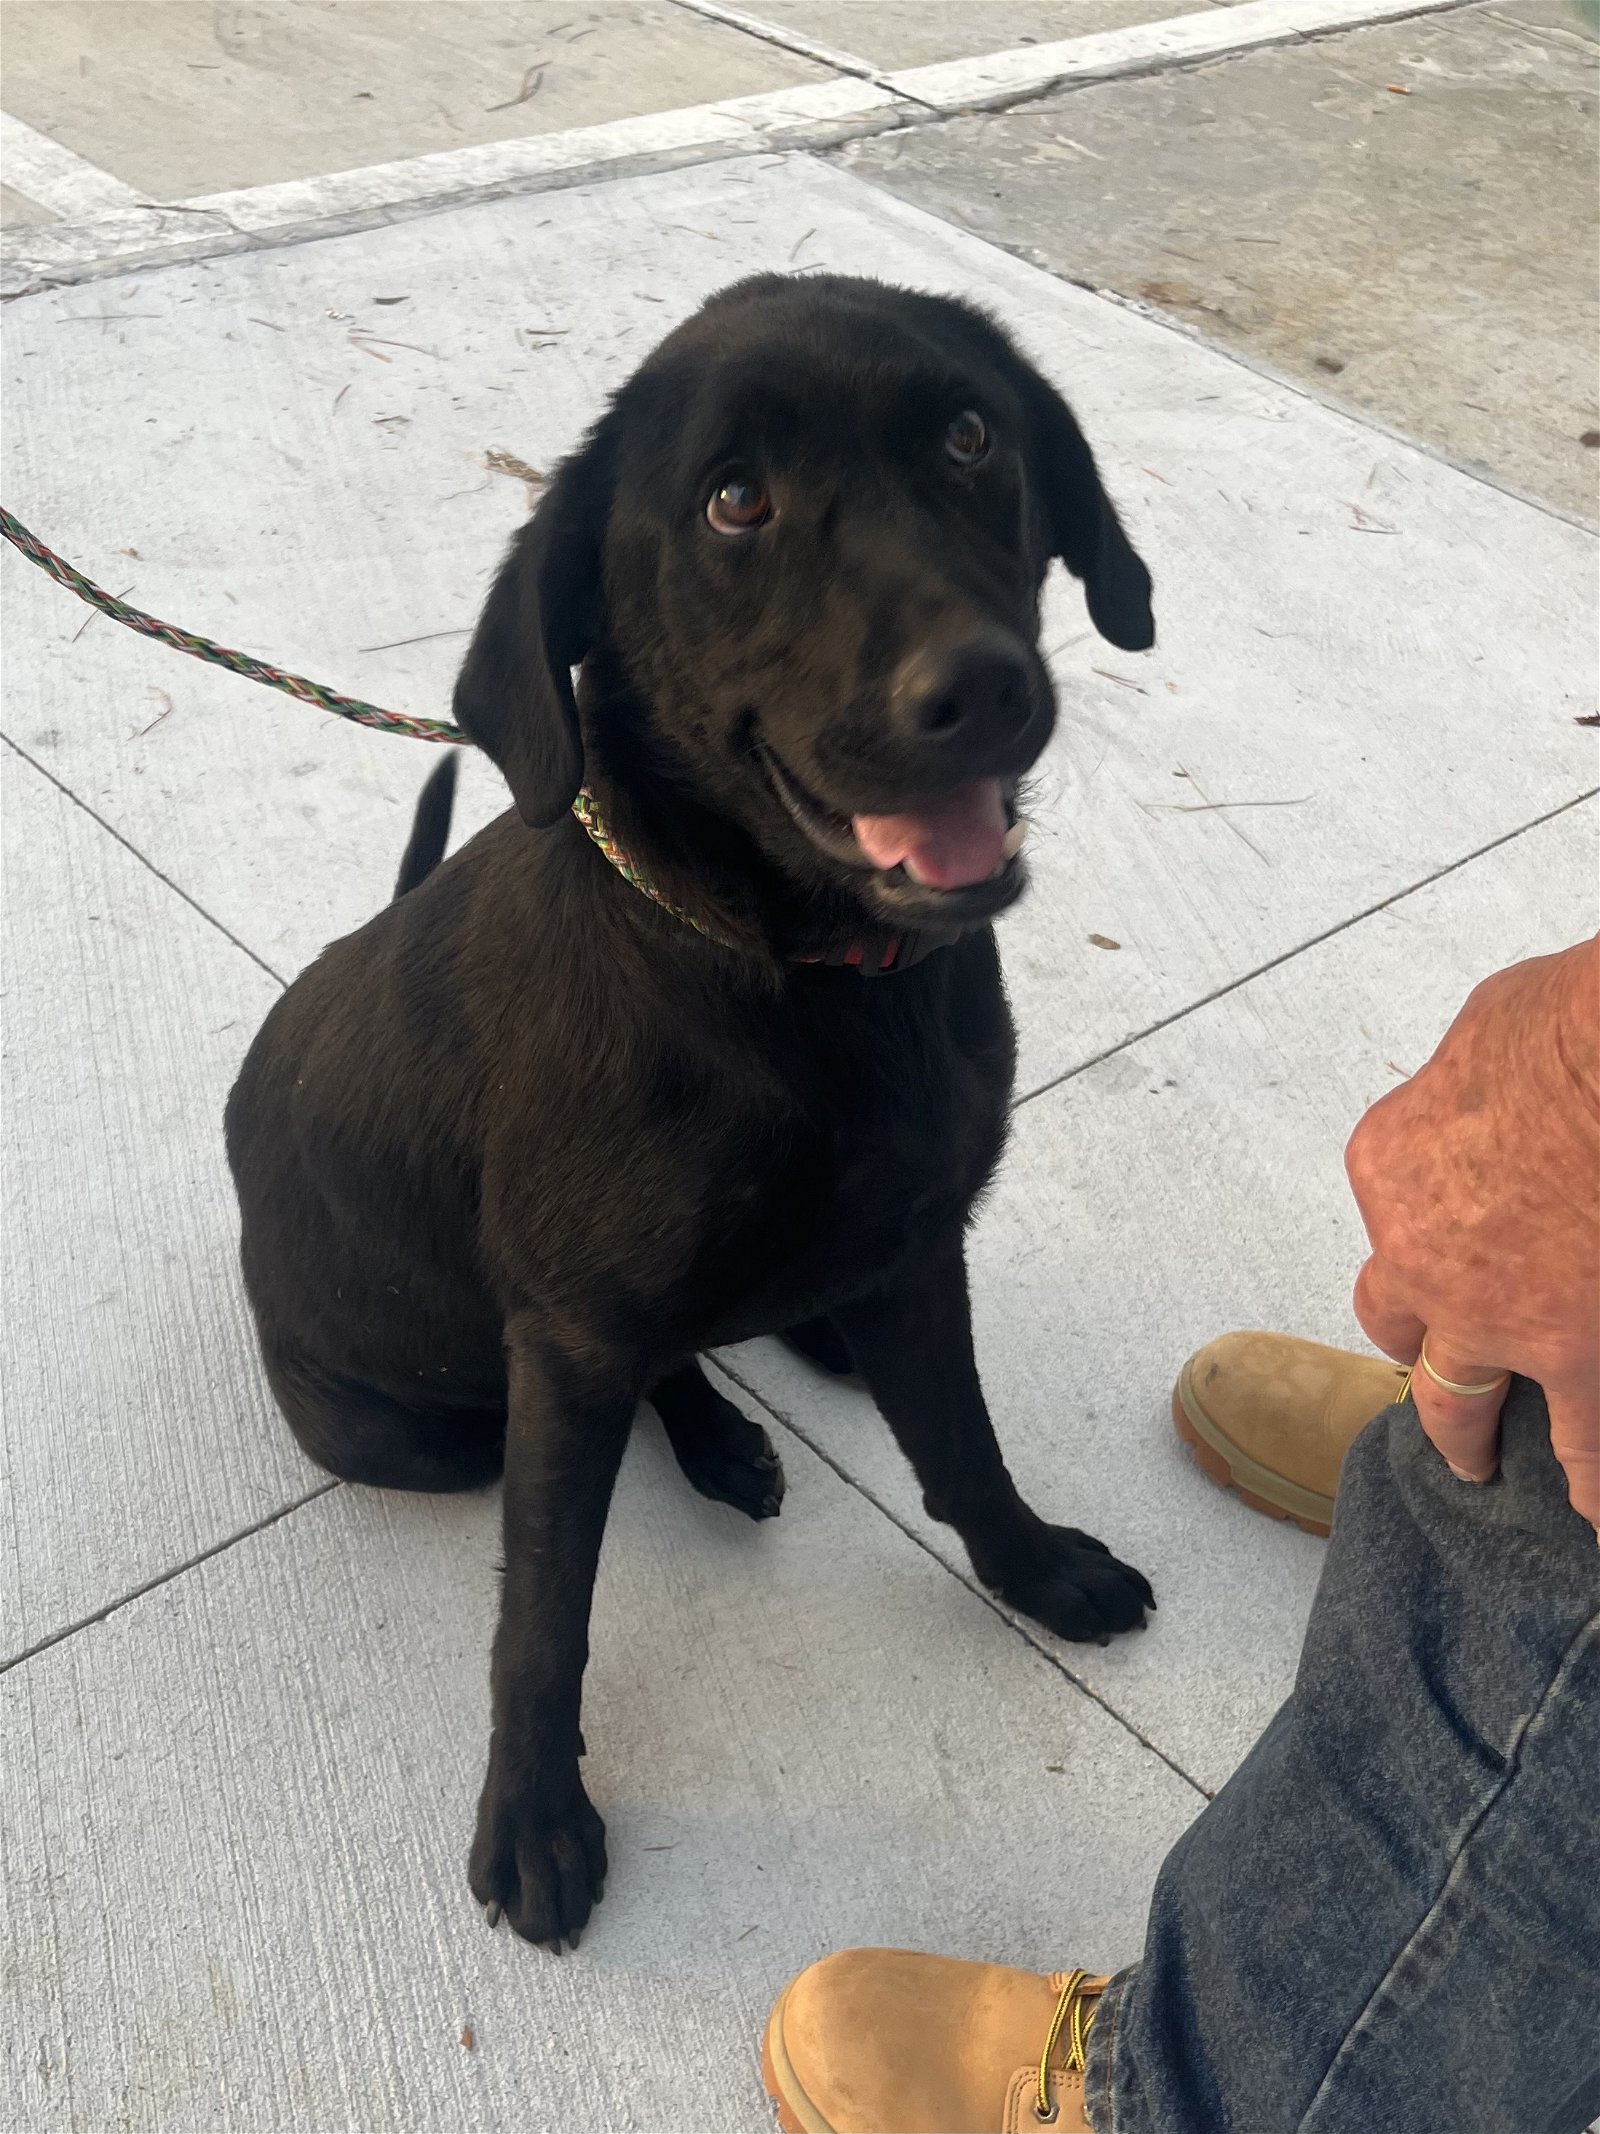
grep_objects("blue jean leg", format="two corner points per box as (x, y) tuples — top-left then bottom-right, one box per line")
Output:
(1085, 1379), (1600, 2134)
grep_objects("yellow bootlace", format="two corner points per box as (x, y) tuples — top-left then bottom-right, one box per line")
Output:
(1034, 1970), (1104, 2124)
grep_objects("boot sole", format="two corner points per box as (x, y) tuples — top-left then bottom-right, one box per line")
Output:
(1171, 1366), (1333, 1537)
(762, 1985), (834, 2133)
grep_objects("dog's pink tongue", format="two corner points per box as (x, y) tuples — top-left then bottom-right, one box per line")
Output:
(851, 778), (1009, 890)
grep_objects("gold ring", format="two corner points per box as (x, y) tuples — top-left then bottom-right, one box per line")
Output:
(1418, 1338), (1510, 1400)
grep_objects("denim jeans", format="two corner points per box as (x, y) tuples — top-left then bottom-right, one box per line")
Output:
(1085, 1380), (1600, 2134)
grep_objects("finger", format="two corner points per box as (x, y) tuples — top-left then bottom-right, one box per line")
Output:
(1547, 1383), (1600, 1535)
(1352, 1255), (1427, 1365)
(1411, 1331), (1509, 1485)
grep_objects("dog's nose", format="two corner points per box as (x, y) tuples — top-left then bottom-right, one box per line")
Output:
(891, 635), (1037, 746)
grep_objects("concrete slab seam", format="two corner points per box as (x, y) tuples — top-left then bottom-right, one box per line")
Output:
(1014, 787), (1600, 1110)
(805, 146), (1598, 534)
(0, 109), (141, 219)
(4, 754), (1589, 1694)
(879, 0), (1481, 110)
(0, 91), (905, 297)
(0, 1479), (340, 1677)
(0, 732), (291, 988)
(1072, 284), (1600, 535)
(4, 746), (1593, 1146)
(0, 0), (1482, 297)
(661, 0), (961, 117)
(665, 0), (887, 83)
(1474, 1), (1600, 48)
(707, 1357), (1216, 1802)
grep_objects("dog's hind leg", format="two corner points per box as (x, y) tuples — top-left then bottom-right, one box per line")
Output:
(649, 1362), (784, 1521)
(264, 1340), (506, 1492)
(780, 1314), (858, 1378)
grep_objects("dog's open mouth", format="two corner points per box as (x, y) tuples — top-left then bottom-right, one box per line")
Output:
(757, 744), (1026, 896)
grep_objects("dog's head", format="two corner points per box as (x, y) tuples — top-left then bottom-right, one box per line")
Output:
(455, 275), (1153, 935)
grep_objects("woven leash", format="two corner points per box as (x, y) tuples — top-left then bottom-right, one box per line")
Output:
(0, 506), (745, 946)
(1, 506), (466, 746)
(2, 507), (914, 967)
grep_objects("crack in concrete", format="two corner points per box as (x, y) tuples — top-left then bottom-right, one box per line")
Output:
(709, 1355), (1216, 1802)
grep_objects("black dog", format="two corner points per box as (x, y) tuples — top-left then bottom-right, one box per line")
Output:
(226, 275), (1156, 1949)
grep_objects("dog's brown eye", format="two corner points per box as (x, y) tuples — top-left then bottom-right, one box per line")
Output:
(706, 476), (771, 534)
(944, 410), (989, 465)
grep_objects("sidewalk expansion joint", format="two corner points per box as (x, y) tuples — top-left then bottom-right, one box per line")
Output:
(1, 0), (1485, 298)
(1, 1481), (340, 1677)
(6, 737), (1591, 1137)
(710, 1355), (1216, 1805)
(1015, 786), (1600, 1113)
(1, 731), (291, 989)
(666, 0), (886, 84)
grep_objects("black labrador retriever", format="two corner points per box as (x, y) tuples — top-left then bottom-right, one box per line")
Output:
(225, 274), (1156, 1949)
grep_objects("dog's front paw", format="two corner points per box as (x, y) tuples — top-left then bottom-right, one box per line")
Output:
(470, 1758), (607, 1949)
(997, 1525), (1155, 1645)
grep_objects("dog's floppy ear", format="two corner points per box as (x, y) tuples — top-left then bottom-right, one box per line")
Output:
(452, 423), (614, 827)
(1023, 375), (1154, 653)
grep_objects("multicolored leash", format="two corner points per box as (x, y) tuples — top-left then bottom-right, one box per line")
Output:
(2, 507), (918, 969)
(0, 506), (466, 746)
(0, 505), (746, 946)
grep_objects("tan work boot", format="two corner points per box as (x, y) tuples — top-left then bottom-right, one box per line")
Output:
(762, 1948), (1105, 2133)
(1173, 1331), (1410, 1536)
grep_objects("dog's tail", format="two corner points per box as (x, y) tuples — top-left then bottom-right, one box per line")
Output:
(393, 752), (459, 898)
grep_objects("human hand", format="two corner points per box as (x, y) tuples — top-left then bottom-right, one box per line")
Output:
(1345, 935), (1600, 1532)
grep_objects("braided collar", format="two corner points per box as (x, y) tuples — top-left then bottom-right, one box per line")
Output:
(570, 787), (954, 977)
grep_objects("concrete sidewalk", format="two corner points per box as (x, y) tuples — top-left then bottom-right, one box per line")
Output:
(2, 7), (1596, 2132)
(842, 0), (1600, 513)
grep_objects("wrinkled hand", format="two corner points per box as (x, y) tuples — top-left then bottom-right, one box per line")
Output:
(1345, 936), (1599, 1532)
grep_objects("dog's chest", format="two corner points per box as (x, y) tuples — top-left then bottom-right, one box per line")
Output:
(699, 961), (1013, 1324)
